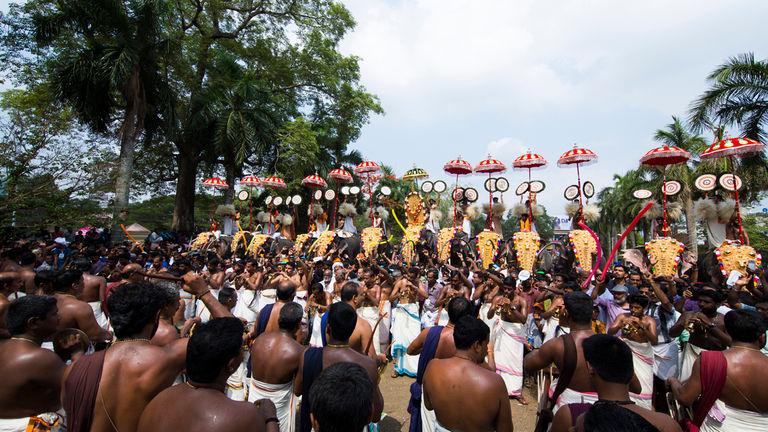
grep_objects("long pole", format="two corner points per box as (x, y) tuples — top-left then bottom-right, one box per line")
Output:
(527, 168), (533, 232)
(661, 167), (669, 236)
(248, 186), (254, 231)
(487, 173), (493, 230)
(576, 162), (584, 223)
(453, 173), (459, 231)
(729, 156), (746, 244)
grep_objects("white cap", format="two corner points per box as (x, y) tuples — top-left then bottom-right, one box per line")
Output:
(518, 270), (531, 282)
(54, 237), (68, 246)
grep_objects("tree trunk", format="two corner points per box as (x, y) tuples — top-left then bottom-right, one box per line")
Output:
(172, 146), (198, 234)
(684, 195), (698, 259)
(111, 117), (137, 242)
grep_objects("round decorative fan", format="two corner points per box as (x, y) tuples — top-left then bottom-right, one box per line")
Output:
(694, 174), (717, 191)
(453, 187), (465, 202)
(265, 196), (273, 205)
(529, 181), (546, 193)
(324, 190), (336, 201)
(484, 178), (497, 193)
(662, 181), (682, 196)
(464, 188), (479, 202)
(292, 195), (303, 205)
(633, 189), (653, 199)
(340, 186), (350, 195)
(719, 174), (743, 191)
(237, 190), (250, 201)
(516, 182), (530, 196)
(285, 196), (293, 205)
(582, 181), (595, 198)
(350, 186), (361, 195)
(421, 181), (434, 193)
(272, 196), (284, 206)
(314, 190), (323, 200)
(564, 185), (580, 200)
(380, 186), (392, 196)
(495, 177), (510, 192)
(433, 180), (447, 193)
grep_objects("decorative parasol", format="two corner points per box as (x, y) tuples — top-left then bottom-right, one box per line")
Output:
(238, 176), (261, 231)
(355, 161), (382, 224)
(700, 137), (765, 244)
(202, 177), (228, 189)
(301, 173), (327, 189)
(262, 175), (287, 189)
(475, 155), (507, 230)
(328, 167), (353, 184)
(444, 157), (474, 230)
(402, 166), (429, 189)
(558, 145), (598, 223)
(513, 150), (548, 232)
(640, 145), (691, 237)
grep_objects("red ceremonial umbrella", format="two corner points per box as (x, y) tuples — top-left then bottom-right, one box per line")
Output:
(513, 150), (548, 231)
(354, 161), (381, 224)
(558, 145), (598, 223)
(262, 175), (287, 189)
(640, 145), (692, 236)
(202, 177), (228, 189)
(700, 137), (766, 244)
(444, 157), (474, 230)
(238, 176), (261, 230)
(475, 156), (507, 230)
(302, 174), (328, 230)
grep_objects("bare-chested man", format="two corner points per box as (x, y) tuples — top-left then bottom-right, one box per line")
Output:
(206, 258), (227, 289)
(390, 268), (428, 377)
(423, 316), (513, 432)
(253, 280), (296, 337)
(294, 302), (384, 432)
(137, 318), (278, 432)
(17, 252), (37, 293)
(0, 295), (83, 430)
(570, 334), (681, 432)
(608, 294), (657, 408)
(52, 269), (111, 343)
(488, 276), (528, 403)
(150, 286), (190, 347)
(338, 281), (377, 358)
(669, 309), (768, 431)
(407, 297), (474, 432)
(61, 274), (232, 432)
(72, 259), (109, 330)
(670, 288), (731, 381)
(249, 302), (304, 431)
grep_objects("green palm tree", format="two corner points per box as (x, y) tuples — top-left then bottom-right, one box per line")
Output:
(32, 0), (171, 233)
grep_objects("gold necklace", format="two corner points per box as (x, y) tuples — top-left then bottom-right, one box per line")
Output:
(731, 345), (763, 353)
(11, 337), (40, 346)
(111, 338), (151, 346)
(327, 343), (349, 348)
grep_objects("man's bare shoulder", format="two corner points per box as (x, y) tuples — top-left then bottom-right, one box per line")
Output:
(631, 407), (682, 432)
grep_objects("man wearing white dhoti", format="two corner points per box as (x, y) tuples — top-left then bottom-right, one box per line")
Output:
(487, 283), (528, 402)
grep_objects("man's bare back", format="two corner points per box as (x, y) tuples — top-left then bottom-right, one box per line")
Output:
(525, 329), (596, 392)
(81, 273), (106, 303)
(250, 331), (303, 384)
(0, 339), (65, 418)
(53, 294), (109, 342)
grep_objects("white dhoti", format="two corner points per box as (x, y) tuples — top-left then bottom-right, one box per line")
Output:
(701, 399), (768, 432)
(226, 360), (247, 401)
(249, 379), (298, 432)
(680, 343), (707, 382)
(391, 303), (421, 377)
(380, 301), (391, 348)
(493, 320), (526, 397)
(0, 413), (63, 432)
(309, 312), (324, 348)
(624, 339), (654, 409)
(479, 303), (496, 330)
(180, 290), (196, 320)
(88, 301), (109, 330)
(549, 385), (599, 413)
(0, 417), (30, 432)
(257, 289), (276, 313)
(652, 341), (679, 380)
(294, 291), (309, 326)
(358, 306), (382, 356)
(421, 393), (437, 432)
(421, 309), (449, 329)
(542, 317), (561, 343)
(238, 289), (259, 325)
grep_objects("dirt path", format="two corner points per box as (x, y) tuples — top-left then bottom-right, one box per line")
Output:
(377, 363), (538, 432)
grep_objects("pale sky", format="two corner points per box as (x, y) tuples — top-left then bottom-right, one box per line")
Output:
(2, 0), (767, 214)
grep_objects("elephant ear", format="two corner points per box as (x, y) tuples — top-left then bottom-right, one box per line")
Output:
(622, 248), (648, 274)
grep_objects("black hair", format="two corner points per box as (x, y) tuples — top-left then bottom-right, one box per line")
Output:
(502, 276), (516, 287)
(310, 362), (373, 432)
(564, 291), (593, 325)
(208, 257), (221, 268)
(628, 294), (650, 309)
(277, 280), (297, 301)
(695, 288), (723, 304)
(106, 283), (167, 339)
(327, 302), (356, 342)
(725, 309), (767, 343)
(613, 264), (627, 272)
(583, 400), (659, 432)
(19, 252), (36, 267)
(71, 258), (92, 273)
(6, 295), (57, 335)
(186, 317), (245, 383)
(582, 334), (634, 384)
(340, 282), (359, 302)
(447, 296), (472, 323)
(453, 316), (490, 350)
(279, 302), (304, 332)
(34, 270), (57, 293)
(212, 288), (234, 308)
(53, 270), (83, 292)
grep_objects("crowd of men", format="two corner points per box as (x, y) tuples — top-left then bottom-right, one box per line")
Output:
(0, 227), (767, 431)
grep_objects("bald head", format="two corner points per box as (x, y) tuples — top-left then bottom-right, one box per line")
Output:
(121, 263), (143, 280)
(277, 280), (297, 301)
